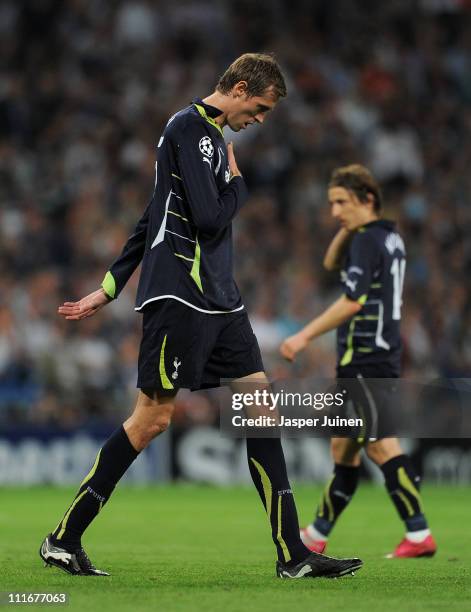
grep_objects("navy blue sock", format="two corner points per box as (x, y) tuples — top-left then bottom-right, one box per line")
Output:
(380, 454), (428, 531)
(52, 426), (139, 549)
(247, 437), (310, 565)
(314, 463), (360, 536)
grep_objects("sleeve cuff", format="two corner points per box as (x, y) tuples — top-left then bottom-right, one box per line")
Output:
(101, 271), (117, 300)
(345, 293), (368, 305)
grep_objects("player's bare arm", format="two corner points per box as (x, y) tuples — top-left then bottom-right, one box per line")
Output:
(323, 227), (352, 271)
(280, 296), (362, 362)
(57, 288), (111, 321)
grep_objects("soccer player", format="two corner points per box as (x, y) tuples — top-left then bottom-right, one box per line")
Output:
(39, 54), (362, 579)
(280, 164), (437, 558)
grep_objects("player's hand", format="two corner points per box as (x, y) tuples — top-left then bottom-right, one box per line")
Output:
(280, 333), (309, 362)
(227, 142), (242, 178)
(58, 288), (111, 321)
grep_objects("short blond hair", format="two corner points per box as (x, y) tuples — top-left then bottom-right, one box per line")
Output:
(217, 53), (287, 99)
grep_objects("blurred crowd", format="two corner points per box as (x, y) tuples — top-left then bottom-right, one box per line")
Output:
(1, 0), (471, 427)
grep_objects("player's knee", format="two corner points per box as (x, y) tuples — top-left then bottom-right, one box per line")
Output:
(136, 416), (171, 447)
(365, 442), (391, 465)
(149, 414), (172, 438)
(331, 438), (361, 466)
(125, 414), (172, 450)
(366, 439), (402, 465)
(365, 444), (381, 464)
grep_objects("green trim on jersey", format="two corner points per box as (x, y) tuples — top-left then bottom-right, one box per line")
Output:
(194, 104), (224, 137)
(340, 318), (356, 366)
(190, 237), (203, 293)
(102, 271), (116, 299)
(159, 335), (174, 390)
(340, 295), (369, 366)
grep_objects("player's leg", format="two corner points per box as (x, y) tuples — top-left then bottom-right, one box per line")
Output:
(301, 437), (362, 553)
(41, 299), (200, 573)
(366, 438), (437, 558)
(205, 312), (362, 577)
(40, 389), (176, 575)
(231, 372), (362, 578)
(232, 372), (310, 566)
(302, 369), (381, 552)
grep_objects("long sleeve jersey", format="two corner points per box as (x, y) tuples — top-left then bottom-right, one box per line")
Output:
(101, 98), (248, 314)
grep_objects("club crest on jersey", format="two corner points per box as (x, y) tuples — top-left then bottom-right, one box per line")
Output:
(199, 136), (214, 158)
(225, 166), (231, 183)
(172, 357), (182, 380)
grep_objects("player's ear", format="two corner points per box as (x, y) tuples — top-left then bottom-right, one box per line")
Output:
(365, 192), (375, 209)
(233, 81), (248, 98)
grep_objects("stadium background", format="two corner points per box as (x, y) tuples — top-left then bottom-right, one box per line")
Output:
(1, 0), (471, 487)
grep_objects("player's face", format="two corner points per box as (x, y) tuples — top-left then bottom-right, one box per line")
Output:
(226, 84), (278, 131)
(329, 187), (370, 230)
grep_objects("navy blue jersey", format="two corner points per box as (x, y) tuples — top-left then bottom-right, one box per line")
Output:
(101, 99), (248, 314)
(337, 220), (406, 374)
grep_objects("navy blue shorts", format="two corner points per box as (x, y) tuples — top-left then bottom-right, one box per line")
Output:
(334, 364), (399, 441)
(137, 299), (264, 392)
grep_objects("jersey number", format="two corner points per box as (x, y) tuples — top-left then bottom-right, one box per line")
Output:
(390, 258), (406, 320)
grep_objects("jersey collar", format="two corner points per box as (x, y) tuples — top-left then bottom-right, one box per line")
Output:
(360, 219), (396, 231)
(192, 98), (224, 137)
(192, 97), (223, 119)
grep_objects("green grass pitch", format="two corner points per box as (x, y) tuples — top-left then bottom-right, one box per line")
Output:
(1, 484), (469, 611)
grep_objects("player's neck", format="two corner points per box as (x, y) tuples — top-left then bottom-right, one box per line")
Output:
(360, 212), (379, 227)
(202, 92), (230, 127)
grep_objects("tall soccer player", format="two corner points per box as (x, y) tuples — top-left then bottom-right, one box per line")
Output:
(280, 164), (436, 558)
(39, 54), (362, 579)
